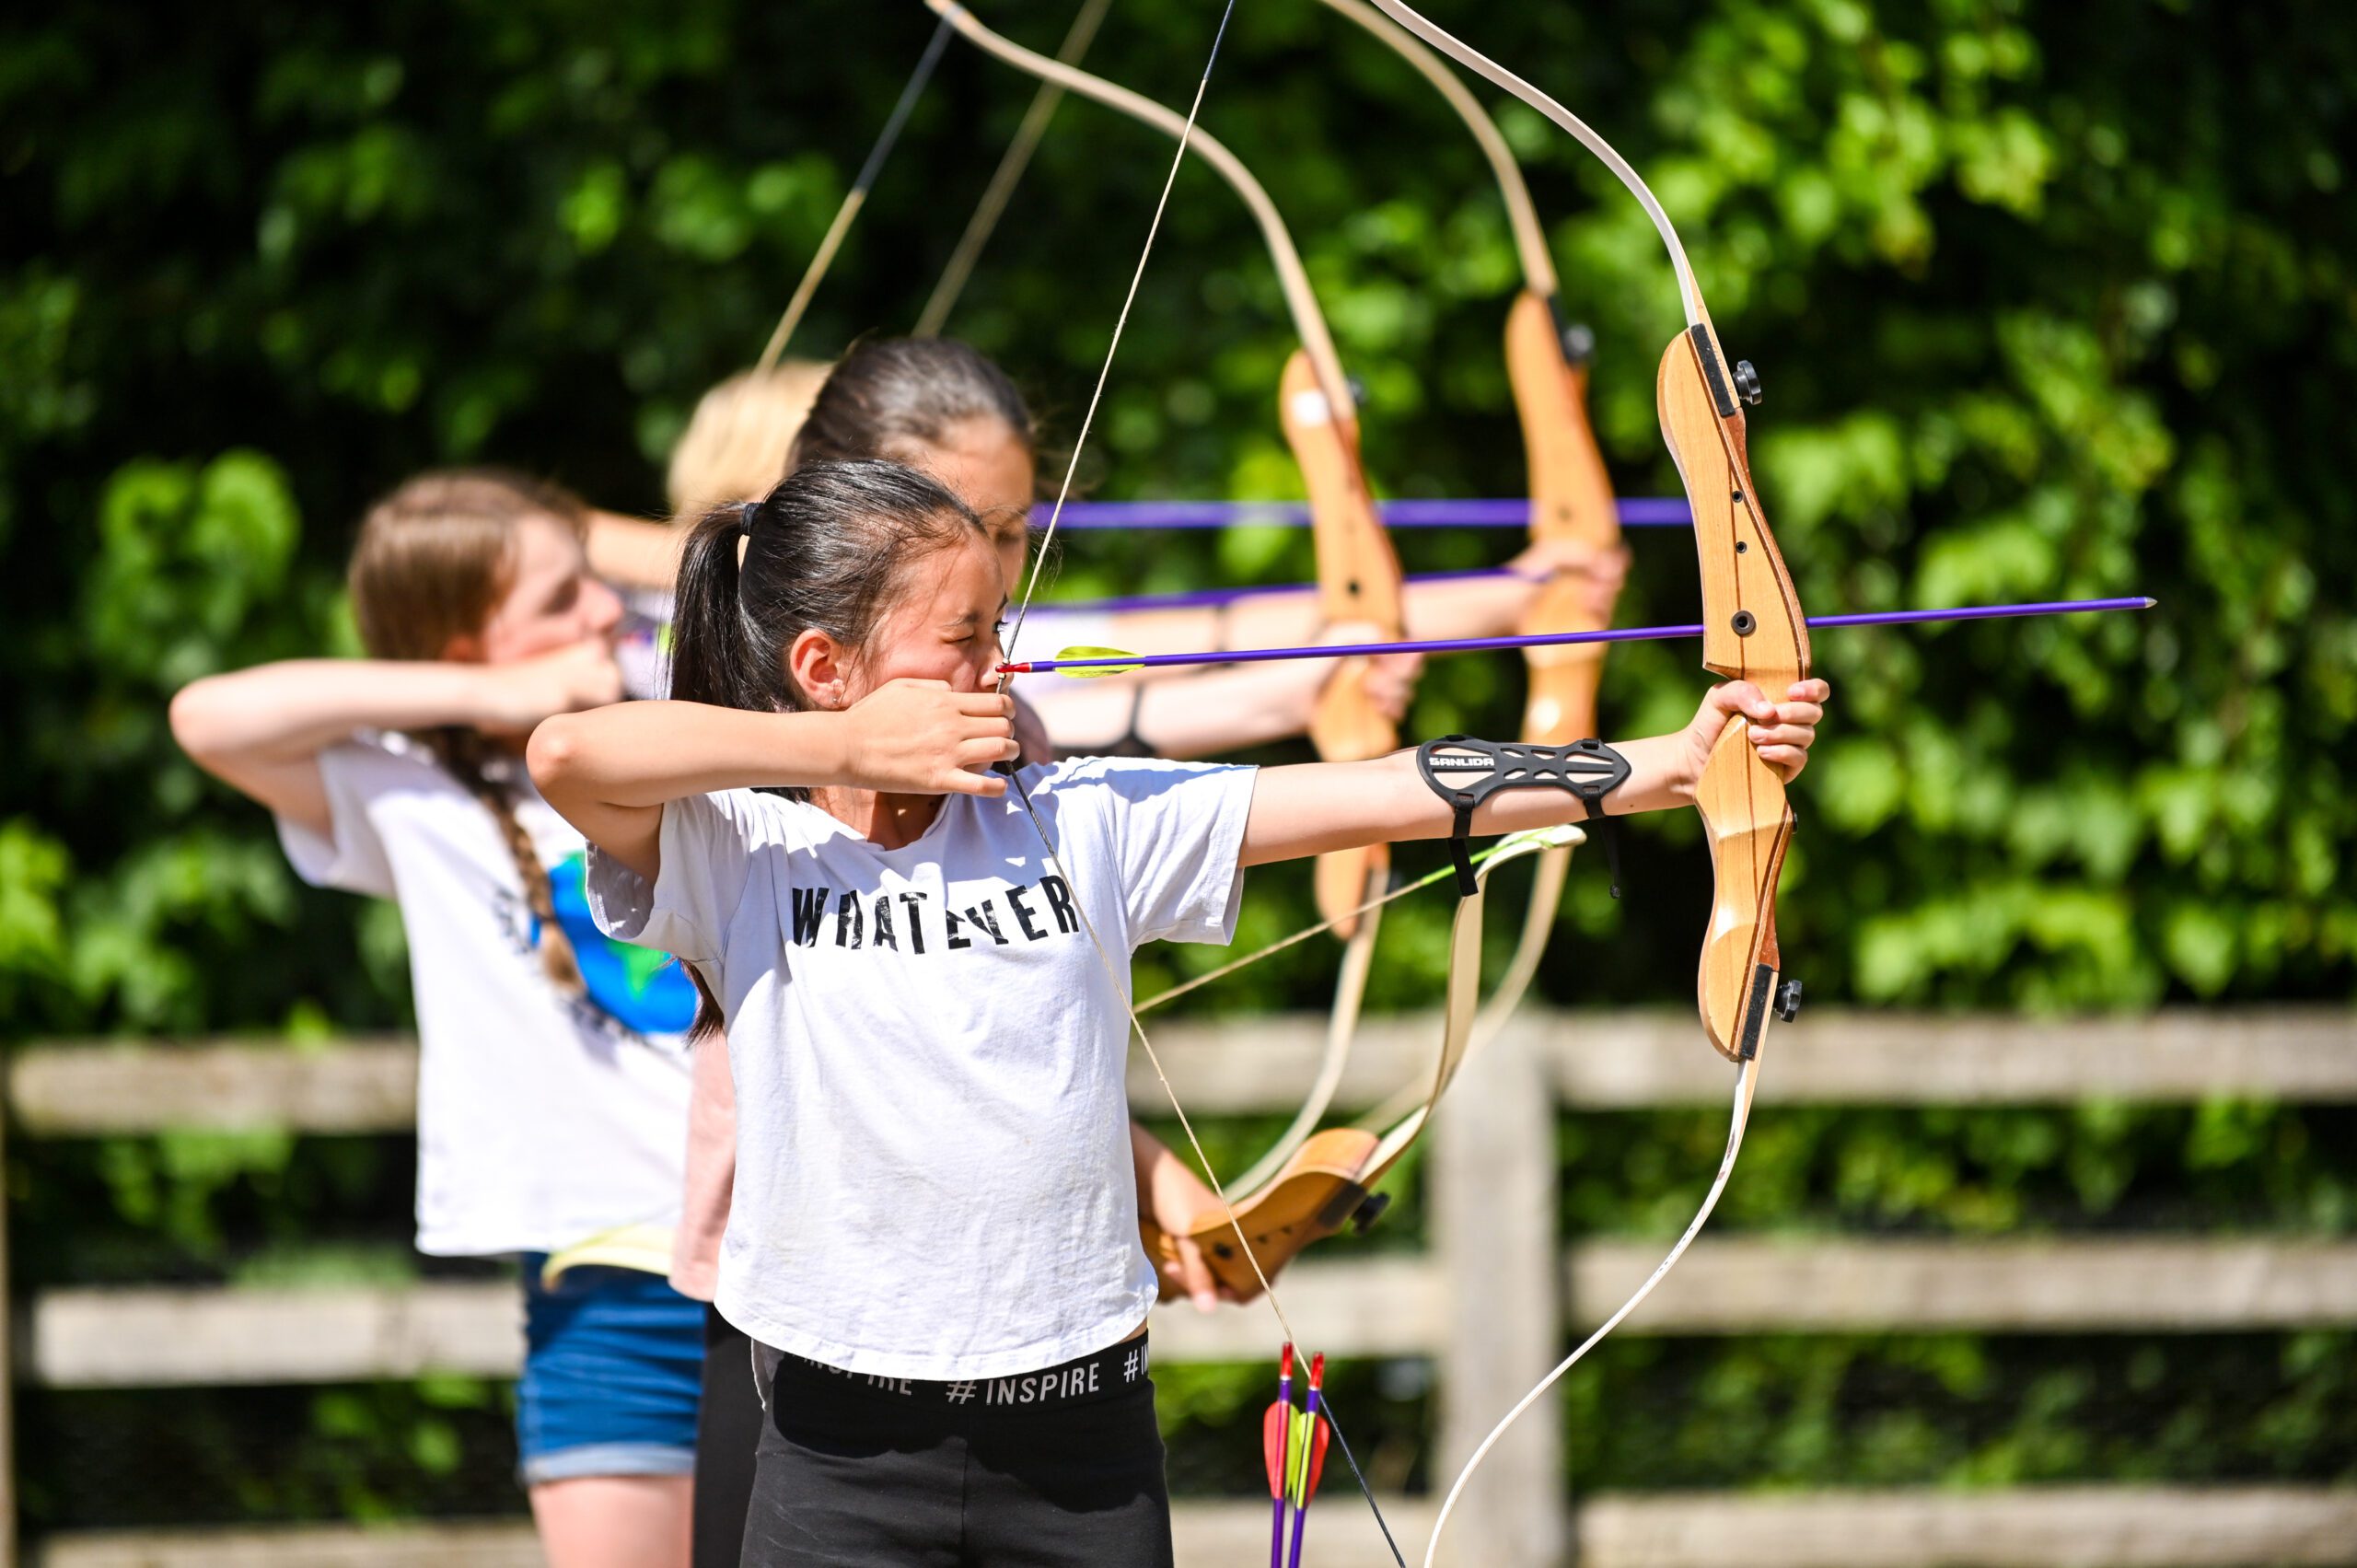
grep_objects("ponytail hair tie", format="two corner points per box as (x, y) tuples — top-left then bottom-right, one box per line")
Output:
(737, 500), (760, 538)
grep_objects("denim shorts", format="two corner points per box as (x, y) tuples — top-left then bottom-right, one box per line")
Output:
(516, 1256), (705, 1486)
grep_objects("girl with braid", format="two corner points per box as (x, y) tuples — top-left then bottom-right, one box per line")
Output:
(170, 470), (703, 1568)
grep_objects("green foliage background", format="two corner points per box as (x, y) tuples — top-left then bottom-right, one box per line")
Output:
(4, 0), (2352, 1535)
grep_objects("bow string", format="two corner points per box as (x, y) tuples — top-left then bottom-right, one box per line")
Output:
(923, 0), (1413, 1277)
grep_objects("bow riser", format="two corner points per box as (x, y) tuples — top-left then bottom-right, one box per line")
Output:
(1140, 1125), (1385, 1301)
(1664, 324), (1811, 684)
(1284, 349), (1406, 935)
(1658, 324), (1809, 1063)
(1505, 289), (1620, 746)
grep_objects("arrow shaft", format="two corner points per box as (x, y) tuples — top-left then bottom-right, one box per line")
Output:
(1036, 495), (1690, 529)
(997, 597), (2155, 675)
(1289, 1388), (1326, 1568)
(1046, 565), (1516, 617)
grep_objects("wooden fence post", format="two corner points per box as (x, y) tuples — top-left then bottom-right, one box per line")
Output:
(1434, 1015), (1567, 1566)
(3, 1105), (17, 1568)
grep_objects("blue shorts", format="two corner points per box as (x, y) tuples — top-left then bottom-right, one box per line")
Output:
(517, 1257), (705, 1486)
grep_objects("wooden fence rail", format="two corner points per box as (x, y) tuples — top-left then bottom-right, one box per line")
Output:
(29, 1236), (2357, 1389)
(7, 1008), (2354, 1567)
(15, 1008), (2355, 1135)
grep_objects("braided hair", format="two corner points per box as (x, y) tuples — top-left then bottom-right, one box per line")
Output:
(349, 469), (589, 993)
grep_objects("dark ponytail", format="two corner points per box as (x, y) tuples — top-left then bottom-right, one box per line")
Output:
(668, 458), (990, 783)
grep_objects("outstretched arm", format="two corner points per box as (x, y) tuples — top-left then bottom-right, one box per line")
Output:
(1085, 535), (1625, 679)
(528, 681), (1019, 884)
(171, 644), (621, 837)
(1237, 678), (1829, 868)
(585, 510), (689, 593)
(1025, 634), (1419, 761)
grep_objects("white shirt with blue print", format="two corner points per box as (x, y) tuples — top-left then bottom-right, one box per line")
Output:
(277, 730), (694, 1257)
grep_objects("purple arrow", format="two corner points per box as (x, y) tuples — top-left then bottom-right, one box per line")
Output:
(998, 598), (2156, 675)
(1034, 496), (1692, 529)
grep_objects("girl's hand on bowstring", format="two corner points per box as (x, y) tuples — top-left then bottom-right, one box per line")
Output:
(1505, 535), (1631, 623)
(841, 679), (1020, 797)
(1322, 620), (1422, 725)
(477, 641), (626, 738)
(1680, 678), (1832, 785)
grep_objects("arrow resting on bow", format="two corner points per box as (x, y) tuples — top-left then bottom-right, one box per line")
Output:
(997, 597), (2155, 674)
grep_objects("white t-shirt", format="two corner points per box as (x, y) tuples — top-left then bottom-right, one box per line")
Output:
(278, 732), (695, 1257)
(586, 756), (1254, 1380)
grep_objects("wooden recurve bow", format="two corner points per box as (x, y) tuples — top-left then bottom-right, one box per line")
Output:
(1351, 6), (1810, 1562)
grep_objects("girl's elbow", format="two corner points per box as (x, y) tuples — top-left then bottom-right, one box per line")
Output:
(524, 716), (586, 794)
(168, 679), (232, 763)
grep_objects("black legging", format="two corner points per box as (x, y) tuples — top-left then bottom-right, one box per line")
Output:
(739, 1339), (1173, 1567)
(691, 1306), (764, 1568)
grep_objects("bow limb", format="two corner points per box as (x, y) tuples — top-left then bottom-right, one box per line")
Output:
(1142, 829), (1575, 1300)
(759, 14), (957, 371)
(1363, 1), (1707, 329)
(1506, 297), (1621, 749)
(924, 1), (1353, 403)
(1317, 0), (1623, 1040)
(915, 0), (1115, 338)
(1360, 0), (1805, 1063)
(1334, 12), (1806, 1565)
(1310, 0), (1622, 742)
(1284, 352), (1404, 942)
(957, 4), (1409, 1555)
(1222, 878), (1378, 1199)
(1312, 0), (1555, 293)
(1469, 296), (1625, 1044)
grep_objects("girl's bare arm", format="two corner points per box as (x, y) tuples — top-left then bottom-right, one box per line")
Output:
(170, 645), (621, 836)
(528, 681), (1018, 883)
(1091, 535), (1626, 671)
(585, 510), (689, 592)
(1237, 679), (1830, 867)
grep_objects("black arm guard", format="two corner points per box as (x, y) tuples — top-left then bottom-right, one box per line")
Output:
(1414, 736), (1633, 900)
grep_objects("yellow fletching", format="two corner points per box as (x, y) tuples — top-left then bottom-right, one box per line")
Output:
(1051, 645), (1143, 678)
